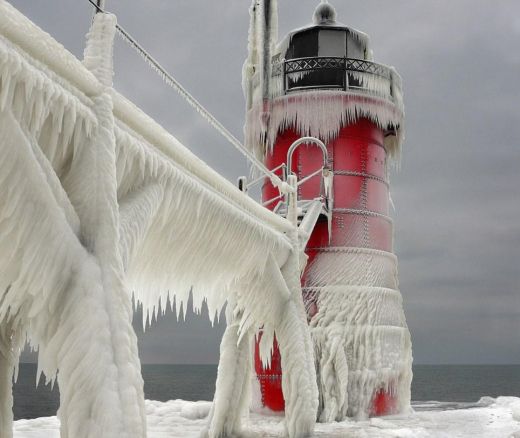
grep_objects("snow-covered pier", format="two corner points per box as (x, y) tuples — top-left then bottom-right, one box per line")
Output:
(12, 398), (520, 438)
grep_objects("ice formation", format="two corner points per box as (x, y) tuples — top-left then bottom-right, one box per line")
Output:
(0, 2), (317, 437)
(245, 90), (404, 162)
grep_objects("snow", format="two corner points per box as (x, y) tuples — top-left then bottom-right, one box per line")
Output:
(512, 401), (520, 422)
(13, 397), (520, 438)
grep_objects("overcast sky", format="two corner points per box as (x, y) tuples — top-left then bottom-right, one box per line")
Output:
(12, 0), (520, 365)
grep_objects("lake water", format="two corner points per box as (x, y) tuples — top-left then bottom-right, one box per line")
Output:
(12, 364), (520, 420)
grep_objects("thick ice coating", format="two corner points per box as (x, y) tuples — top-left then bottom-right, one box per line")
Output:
(0, 2), (317, 437)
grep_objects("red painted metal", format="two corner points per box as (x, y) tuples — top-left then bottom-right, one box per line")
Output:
(254, 333), (285, 411)
(371, 387), (398, 416)
(254, 118), (395, 415)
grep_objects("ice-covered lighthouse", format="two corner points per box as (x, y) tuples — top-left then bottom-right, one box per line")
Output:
(243, 0), (413, 420)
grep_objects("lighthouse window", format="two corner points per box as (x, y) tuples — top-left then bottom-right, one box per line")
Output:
(319, 30), (346, 57)
(347, 34), (364, 60)
(286, 29), (348, 91)
(288, 30), (319, 59)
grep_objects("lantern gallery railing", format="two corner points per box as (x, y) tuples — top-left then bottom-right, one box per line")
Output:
(272, 56), (401, 102)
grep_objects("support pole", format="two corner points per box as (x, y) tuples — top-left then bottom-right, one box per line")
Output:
(286, 174), (298, 226)
(260, 0), (273, 137)
(286, 137), (328, 176)
(261, 0), (272, 101)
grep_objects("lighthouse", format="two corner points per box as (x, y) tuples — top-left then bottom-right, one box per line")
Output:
(243, 0), (412, 420)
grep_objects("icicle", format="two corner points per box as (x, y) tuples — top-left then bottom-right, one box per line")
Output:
(0, 33), (97, 164)
(0, 71), (12, 110)
(305, 244), (411, 420)
(349, 71), (392, 98)
(246, 90), (404, 163)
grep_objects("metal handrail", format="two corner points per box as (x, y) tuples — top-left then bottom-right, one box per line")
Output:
(287, 137), (328, 176)
(246, 163), (286, 190)
(286, 137), (333, 227)
(281, 55), (400, 99)
(284, 56), (392, 79)
(297, 167), (323, 187)
(285, 56), (346, 74)
(263, 193), (285, 208)
(238, 138), (331, 224)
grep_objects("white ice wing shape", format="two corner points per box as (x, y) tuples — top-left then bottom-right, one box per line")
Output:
(114, 115), (294, 325)
(0, 4), (320, 437)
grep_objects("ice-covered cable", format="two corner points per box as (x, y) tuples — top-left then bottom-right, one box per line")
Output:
(86, 0), (288, 193)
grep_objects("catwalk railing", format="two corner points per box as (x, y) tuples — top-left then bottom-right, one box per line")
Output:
(277, 56), (401, 102)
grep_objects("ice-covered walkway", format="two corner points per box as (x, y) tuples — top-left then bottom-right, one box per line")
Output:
(0, 2), (316, 436)
(13, 397), (520, 438)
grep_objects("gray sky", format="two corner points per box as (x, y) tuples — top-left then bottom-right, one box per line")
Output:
(12, 0), (520, 365)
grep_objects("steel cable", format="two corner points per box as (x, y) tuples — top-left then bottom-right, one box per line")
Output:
(86, 0), (287, 191)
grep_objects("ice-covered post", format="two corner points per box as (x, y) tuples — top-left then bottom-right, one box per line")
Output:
(0, 323), (22, 438)
(205, 305), (253, 438)
(274, 228), (319, 437)
(286, 174), (298, 226)
(50, 11), (146, 437)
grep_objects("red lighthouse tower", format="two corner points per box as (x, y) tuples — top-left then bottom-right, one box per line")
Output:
(244, 0), (412, 420)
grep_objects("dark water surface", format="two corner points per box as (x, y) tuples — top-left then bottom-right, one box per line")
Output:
(13, 364), (520, 420)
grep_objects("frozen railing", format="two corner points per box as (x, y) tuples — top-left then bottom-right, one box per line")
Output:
(276, 56), (402, 103)
(250, 55), (403, 111)
(239, 137), (333, 230)
(245, 54), (405, 162)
